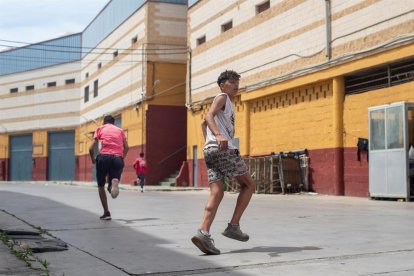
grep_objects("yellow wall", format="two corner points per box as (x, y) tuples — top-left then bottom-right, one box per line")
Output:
(249, 81), (333, 154)
(187, 81), (334, 159)
(32, 131), (48, 157)
(75, 120), (102, 156)
(187, 75), (414, 161)
(146, 62), (186, 106)
(121, 105), (145, 147)
(0, 134), (8, 159)
(343, 81), (414, 147)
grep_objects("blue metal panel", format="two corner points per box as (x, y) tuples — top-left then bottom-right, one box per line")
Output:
(10, 135), (33, 181)
(0, 34), (81, 76)
(0, 0), (187, 75)
(48, 131), (75, 181)
(82, 0), (187, 56)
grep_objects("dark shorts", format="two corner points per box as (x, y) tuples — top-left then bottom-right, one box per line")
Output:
(203, 147), (247, 183)
(96, 154), (124, 187)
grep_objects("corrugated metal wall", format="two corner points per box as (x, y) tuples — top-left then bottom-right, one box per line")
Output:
(48, 131), (75, 181)
(9, 134), (33, 181)
(0, 0), (187, 75)
(0, 34), (81, 76)
(82, 0), (187, 56)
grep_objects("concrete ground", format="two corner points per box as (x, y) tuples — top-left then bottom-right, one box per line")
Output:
(0, 181), (414, 276)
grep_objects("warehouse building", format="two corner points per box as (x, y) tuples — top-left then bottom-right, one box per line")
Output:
(0, 0), (188, 184)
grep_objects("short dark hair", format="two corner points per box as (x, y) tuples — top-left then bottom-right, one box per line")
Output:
(217, 70), (240, 86)
(139, 152), (144, 157)
(103, 115), (115, 124)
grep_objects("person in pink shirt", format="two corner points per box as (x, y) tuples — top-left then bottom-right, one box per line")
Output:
(133, 152), (148, 192)
(89, 115), (129, 220)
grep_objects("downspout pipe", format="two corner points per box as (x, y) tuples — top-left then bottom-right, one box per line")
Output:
(325, 0), (332, 59)
(188, 48), (192, 107)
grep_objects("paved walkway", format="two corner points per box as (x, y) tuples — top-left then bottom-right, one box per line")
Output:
(1, 181), (414, 275)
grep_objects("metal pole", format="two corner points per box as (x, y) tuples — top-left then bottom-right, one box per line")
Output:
(325, 0), (332, 59)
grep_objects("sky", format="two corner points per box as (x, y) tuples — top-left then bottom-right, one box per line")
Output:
(0, 0), (197, 51)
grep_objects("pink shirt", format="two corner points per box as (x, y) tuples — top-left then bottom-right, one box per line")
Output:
(93, 124), (127, 157)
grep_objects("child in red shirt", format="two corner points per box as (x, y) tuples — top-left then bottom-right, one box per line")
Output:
(133, 152), (148, 192)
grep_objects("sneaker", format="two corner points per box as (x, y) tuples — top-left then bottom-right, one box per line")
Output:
(107, 184), (112, 194)
(222, 223), (249, 242)
(141, 188), (144, 193)
(111, 178), (119, 199)
(191, 230), (220, 255)
(100, 211), (111, 220)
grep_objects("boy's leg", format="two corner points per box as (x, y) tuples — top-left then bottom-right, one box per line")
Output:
(98, 187), (109, 213)
(96, 154), (111, 219)
(230, 172), (256, 224)
(191, 180), (224, 255)
(221, 172), (255, 241)
(200, 180), (224, 232)
(139, 174), (145, 190)
(109, 156), (124, 199)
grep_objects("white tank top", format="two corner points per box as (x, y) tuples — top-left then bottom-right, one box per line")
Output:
(204, 93), (237, 150)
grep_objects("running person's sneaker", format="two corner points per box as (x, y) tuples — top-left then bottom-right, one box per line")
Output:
(100, 211), (111, 220)
(111, 178), (119, 198)
(222, 223), (249, 242)
(191, 230), (220, 255)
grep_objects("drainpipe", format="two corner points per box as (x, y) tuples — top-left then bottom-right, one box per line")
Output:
(142, 43), (145, 93)
(332, 77), (344, 195)
(325, 0), (332, 59)
(188, 48), (192, 106)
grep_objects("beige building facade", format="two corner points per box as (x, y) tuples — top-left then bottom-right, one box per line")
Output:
(0, 0), (188, 184)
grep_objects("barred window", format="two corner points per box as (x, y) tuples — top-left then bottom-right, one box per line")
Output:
(345, 57), (414, 95)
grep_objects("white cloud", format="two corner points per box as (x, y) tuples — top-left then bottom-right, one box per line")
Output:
(0, 0), (109, 45)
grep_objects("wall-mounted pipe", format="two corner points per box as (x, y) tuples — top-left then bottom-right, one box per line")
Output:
(325, 0), (332, 59)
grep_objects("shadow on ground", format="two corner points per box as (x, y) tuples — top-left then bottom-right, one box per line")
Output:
(224, 246), (321, 257)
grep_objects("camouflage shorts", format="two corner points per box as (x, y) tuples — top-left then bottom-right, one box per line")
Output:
(203, 147), (247, 183)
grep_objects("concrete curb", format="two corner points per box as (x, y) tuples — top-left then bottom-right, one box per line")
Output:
(0, 181), (208, 192)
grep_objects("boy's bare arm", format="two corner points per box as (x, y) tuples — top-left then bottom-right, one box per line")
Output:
(123, 139), (129, 159)
(89, 139), (98, 164)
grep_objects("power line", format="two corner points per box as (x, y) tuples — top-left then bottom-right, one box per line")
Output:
(0, 51), (187, 64)
(0, 39), (188, 53)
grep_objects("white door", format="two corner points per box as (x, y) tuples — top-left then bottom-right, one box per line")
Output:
(369, 103), (407, 198)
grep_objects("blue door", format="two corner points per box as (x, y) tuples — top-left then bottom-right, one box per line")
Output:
(48, 131), (75, 180)
(10, 135), (33, 180)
